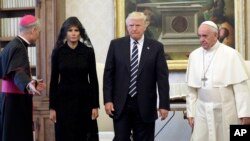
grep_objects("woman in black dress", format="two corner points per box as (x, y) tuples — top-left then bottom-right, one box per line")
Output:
(49, 16), (99, 141)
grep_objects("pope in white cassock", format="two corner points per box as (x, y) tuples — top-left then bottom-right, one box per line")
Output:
(186, 21), (250, 141)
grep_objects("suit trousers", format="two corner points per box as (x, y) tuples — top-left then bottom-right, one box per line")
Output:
(113, 95), (155, 141)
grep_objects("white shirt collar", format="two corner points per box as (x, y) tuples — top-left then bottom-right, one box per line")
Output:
(18, 35), (31, 45)
(130, 35), (144, 45)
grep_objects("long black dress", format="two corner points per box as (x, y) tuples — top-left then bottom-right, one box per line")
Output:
(49, 41), (99, 141)
(0, 37), (33, 141)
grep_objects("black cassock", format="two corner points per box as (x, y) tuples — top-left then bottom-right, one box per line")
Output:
(0, 37), (33, 141)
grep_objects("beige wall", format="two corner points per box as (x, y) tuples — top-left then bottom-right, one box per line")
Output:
(65, 0), (115, 64)
(96, 63), (113, 131)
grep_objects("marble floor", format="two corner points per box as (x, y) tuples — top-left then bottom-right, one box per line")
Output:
(99, 132), (114, 141)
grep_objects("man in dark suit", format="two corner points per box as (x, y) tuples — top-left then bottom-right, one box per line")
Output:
(103, 11), (170, 141)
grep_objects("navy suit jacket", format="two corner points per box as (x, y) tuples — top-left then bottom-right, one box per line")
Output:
(103, 36), (170, 122)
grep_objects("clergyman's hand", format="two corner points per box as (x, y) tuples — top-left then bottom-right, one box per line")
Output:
(36, 79), (46, 91)
(27, 80), (40, 95)
(27, 79), (46, 95)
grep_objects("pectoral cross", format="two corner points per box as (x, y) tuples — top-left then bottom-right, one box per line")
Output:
(201, 77), (208, 86)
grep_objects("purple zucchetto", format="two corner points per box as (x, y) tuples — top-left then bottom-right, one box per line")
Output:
(19, 15), (37, 27)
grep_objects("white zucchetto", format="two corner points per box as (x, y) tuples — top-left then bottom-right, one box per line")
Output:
(201, 21), (218, 30)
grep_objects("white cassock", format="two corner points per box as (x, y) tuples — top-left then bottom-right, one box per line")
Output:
(186, 41), (250, 141)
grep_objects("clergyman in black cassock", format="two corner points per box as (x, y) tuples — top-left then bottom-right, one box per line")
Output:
(0, 15), (45, 141)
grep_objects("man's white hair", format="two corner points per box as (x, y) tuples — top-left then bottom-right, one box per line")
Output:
(125, 11), (147, 25)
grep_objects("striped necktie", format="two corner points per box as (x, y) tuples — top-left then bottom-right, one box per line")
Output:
(129, 41), (138, 97)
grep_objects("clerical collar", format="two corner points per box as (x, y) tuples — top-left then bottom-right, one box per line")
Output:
(18, 35), (31, 45)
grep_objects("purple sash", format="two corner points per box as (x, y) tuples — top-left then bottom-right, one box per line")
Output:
(1, 79), (25, 94)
